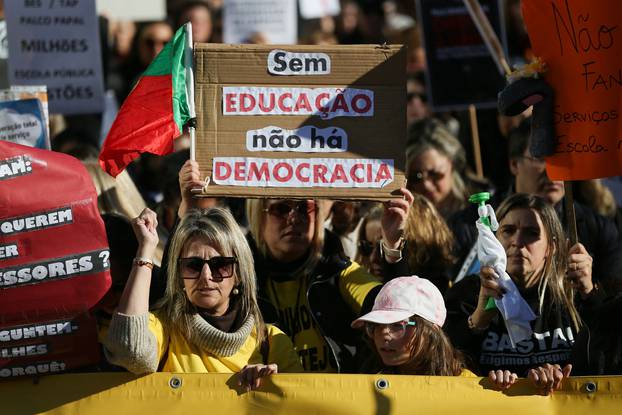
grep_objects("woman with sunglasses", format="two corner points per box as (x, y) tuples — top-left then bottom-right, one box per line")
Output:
(103, 207), (302, 390)
(352, 276), (473, 376)
(406, 118), (488, 220)
(178, 160), (413, 373)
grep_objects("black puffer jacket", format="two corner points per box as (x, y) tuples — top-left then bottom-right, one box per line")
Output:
(248, 230), (381, 373)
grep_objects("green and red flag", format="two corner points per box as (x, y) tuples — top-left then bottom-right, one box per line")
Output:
(99, 25), (190, 177)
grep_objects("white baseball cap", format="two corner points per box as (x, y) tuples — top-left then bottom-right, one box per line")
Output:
(351, 276), (446, 328)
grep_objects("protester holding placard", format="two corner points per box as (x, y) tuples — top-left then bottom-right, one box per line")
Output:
(103, 207), (302, 387)
(177, 159), (413, 373)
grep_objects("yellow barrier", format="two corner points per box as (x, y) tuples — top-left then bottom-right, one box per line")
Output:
(2, 373), (621, 414)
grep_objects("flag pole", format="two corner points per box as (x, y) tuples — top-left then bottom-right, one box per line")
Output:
(462, 0), (577, 243)
(184, 22), (197, 162)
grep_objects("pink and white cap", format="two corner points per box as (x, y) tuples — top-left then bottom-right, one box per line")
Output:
(351, 276), (446, 328)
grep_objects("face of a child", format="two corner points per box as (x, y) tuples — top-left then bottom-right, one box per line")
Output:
(371, 321), (417, 367)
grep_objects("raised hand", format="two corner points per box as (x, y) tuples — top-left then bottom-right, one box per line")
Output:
(381, 187), (414, 248)
(131, 208), (159, 258)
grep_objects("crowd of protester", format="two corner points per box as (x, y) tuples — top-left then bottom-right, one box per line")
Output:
(15, 0), (622, 394)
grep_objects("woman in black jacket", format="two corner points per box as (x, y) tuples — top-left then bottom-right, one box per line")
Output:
(445, 193), (598, 380)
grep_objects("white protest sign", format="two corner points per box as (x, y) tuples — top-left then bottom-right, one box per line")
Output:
(267, 50), (331, 75)
(223, 0), (297, 44)
(4, 0), (105, 114)
(212, 157), (394, 188)
(96, 0), (166, 22)
(0, 86), (50, 138)
(299, 0), (340, 19)
(0, 101), (46, 149)
(246, 125), (347, 152)
(222, 86), (374, 119)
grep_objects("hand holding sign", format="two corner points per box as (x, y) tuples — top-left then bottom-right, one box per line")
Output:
(178, 159), (208, 217)
(381, 187), (414, 250)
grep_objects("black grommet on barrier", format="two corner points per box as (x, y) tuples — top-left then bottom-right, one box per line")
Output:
(583, 381), (597, 393)
(375, 378), (389, 390)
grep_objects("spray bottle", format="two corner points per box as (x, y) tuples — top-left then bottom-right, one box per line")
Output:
(468, 192), (496, 311)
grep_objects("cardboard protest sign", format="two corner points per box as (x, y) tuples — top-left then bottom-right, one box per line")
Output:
(194, 44), (406, 200)
(4, 0), (105, 114)
(0, 98), (49, 149)
(522, 0), (622, 180)
(223, 0), (298, 44)
(416, 0), (507, 111)
(0, 140), (110, 377)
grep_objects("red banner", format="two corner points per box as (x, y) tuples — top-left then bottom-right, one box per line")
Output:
(0, 141), (110, 376)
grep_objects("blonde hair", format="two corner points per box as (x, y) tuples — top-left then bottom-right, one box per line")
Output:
(403, 194), (455, 283)
(576, 179), (617, 219)
(496, 193), (581, 332)
(156, 208), (266, 344)
(82, 161), (146, 219)
(406, 119), (468, 216)
(246, 199), (325, 277)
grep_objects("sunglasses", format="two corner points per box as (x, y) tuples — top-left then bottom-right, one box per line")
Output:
(264, 200), (316, 219)
(178, 256), (237, 280)
(365, 320), (417, 339)
(411, 169), (447, 183)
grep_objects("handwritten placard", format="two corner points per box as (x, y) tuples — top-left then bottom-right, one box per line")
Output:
(522, 0), (622, 180)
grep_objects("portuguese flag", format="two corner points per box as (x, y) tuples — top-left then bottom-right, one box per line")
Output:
(99, 25), (190, 177)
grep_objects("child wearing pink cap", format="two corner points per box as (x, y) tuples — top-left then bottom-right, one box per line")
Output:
(352, 276), (475, 376)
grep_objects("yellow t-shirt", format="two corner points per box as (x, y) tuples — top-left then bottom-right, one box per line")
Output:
(266, 261), (381, 373)
(148, 313), (303, 373)
(459, 368), (478, 377)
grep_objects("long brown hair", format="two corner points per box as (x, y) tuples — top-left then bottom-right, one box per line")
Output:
(398, 315), (466, 376)
(404, 194), (455, 281)
(496, 193), (581, 332)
